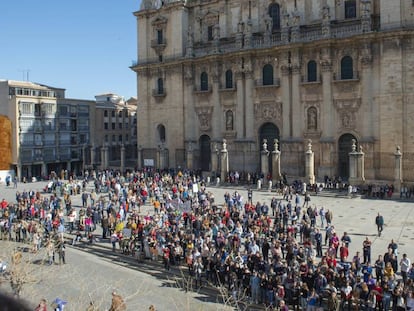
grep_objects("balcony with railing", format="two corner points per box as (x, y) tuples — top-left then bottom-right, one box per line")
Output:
(133, 17), (391, 67)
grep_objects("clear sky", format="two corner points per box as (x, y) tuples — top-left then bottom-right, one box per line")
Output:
(0, 0), (141, 100)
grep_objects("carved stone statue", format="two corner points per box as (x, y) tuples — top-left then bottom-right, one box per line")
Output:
(225, 110), (233, 131)
(307, 107), (317, 130)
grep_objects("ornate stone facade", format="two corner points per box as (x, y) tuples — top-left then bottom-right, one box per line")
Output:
(132, 0), (414, 182)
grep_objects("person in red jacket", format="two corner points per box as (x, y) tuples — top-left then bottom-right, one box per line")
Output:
(340, 242), (349, 263)
(0, 199), (8, 209)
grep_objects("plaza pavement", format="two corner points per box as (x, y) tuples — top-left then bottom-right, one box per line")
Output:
(0, 179), (413, 310)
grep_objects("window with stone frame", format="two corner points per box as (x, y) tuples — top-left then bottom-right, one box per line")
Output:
(225, 70), (233, 89)
(207, 25), (214, 41)
(157, 29), (164, 45)
(307, 60), (317, 82)
(263, 64), (274, 85)
(340, 56), (354, 79)
(200, 72), (209, 91)
(345, 0), (357, 19)
(157, 77), (164, 94)
(269, 3), (281, 31)
(151, 15), (168, 53)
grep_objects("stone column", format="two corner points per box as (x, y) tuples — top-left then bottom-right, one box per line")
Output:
(235, 70), (244, 139)
(281, 57), (291, 137)
(212, 64), (221, 140)
(272, 139), (281, 184)
(137, 145), (142, 170)
(291, 58), (302, 137)
(186, 141), (194, 170)
(66, 161), (71, 174)
(305, 139), (315, 185)
(321, 49), (334, 137)
(120, 144), (125, 173)
(245, 69), (254, 139)
(394, 146), (403, 191)
(17, 165), (22, 182)
(100, 146), (105, 170)
(210, 142), (219, 174)
(261, 139), (269, 179)
(220, 139), (229, 183)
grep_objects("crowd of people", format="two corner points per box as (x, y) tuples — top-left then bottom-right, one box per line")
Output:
(69, 169), (414, 310)
(1, 168), (414, 310)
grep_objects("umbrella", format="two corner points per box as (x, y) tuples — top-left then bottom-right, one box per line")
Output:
(52, 298), (67, 310)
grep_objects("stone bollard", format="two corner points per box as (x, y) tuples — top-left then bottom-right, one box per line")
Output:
(268, 180), (272, 191)
(207, 176), (210, 185)
(216, 177), (220, 186)
(257, 179), (262, 190)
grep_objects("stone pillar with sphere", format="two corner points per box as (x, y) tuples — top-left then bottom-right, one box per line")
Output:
(261, 139), (269, 180)
(305, 139), (315, 185)
(272, 139), (282, 184)
(394, 145), (402, 192)
(349, 139), (365, 185)
(220, 139), (229, 183)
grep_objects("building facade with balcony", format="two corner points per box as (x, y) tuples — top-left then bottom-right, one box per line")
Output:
(89, 94), (138, 172)
(0, 80), (94, 180)
(132, 0), (414, 183)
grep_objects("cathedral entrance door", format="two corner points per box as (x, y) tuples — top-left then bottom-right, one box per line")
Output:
(338, 133), (357, 181)
(199, 135), (211, 171)
(259, 123), (280, 177)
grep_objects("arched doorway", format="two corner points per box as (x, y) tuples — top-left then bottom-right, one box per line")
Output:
(338, 133), (357, 180)
(259, 123), (280, 151)
(259, 123), (280, 176)
(199, 135), (211, 171)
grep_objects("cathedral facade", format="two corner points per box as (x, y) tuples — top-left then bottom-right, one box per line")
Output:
(132, 0), (414, 183)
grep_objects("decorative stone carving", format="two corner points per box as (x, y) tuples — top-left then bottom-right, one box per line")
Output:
(184, 65), (193, 83)
(291, 64), (301, 75)
(360, 43), (372, 67)
(321, 61), (332, 72)
(334, 98), (362, 111)
(321, 6), (331, 38)
(195, 106), (213, 131)
(334, 98), (361, 130)
(341, 112), (354, 129)
(254, 102), (282, 122)
(151, 15), (168, 29)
